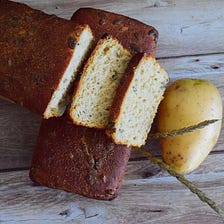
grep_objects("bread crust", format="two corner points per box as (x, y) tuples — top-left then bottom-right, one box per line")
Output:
(71, 8), (158, 55)
(0, 0), (90, 116)
(30, 114), (131, 200)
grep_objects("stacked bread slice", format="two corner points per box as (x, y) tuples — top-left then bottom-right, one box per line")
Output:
(69, 36), (131, 128)
(69, 40), (168, 146)
(106, 54), (169, 147)
(43, 27), (94, 118)
(0, 1), (169, 200)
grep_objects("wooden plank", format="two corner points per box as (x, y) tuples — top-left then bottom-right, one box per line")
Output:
(0, 100), (41, 170)
(1, 150), (224, 181)
(1, 53), (223, 170)
(0, 168), (224, 223)
(126, 153), (224, 180)
(14, 0), (224, 58)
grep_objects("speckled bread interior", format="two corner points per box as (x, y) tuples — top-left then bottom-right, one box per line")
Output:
(69, 36), (131, 128)
(106, 53), (169, 147)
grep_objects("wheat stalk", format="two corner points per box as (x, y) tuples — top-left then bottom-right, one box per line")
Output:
(135, 119), (223, 219)
(148, 119), (219, 139)
(135, 147), (223, 219)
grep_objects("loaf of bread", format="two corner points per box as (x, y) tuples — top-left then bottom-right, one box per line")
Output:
(106, 53), (169, 147)
(0, 0), (94, 118)
(69, 36), (131, 129)
(30, 114), (131, 200)
(71, 8), (158, 55)
(18, 2), (161, 200)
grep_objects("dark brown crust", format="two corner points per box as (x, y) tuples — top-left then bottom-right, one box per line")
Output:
(106, 53), (147, 141)
(71, 8), (158, 55)
(30, 113), (131, 200)
(0, 0), (88, 116)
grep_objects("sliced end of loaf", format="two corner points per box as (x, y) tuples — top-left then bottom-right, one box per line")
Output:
(69, 36), (131, 128)
(107, 54), (169, 147)
(43, 25), (94, 119)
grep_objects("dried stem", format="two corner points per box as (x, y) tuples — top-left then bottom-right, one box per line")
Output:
(135, 147), (223, 219)
(148, 119), (219, 139)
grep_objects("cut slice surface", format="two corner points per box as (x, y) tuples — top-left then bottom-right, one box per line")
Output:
(107, 54), (169, 147)
(44, 26), (94, 118)
(70, 37), (131, 129)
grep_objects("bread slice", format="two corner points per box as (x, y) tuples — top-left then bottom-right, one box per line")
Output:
(30, 113), (131, 200)
(43, 26), (94, 118)
(69, 36), (131, 129)
(106, 53), (169, 147)
(0, 0), (94, 118)
(71, 8), (158, 55)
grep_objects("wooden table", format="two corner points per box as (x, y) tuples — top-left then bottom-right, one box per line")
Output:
(0, 0), (224, 223)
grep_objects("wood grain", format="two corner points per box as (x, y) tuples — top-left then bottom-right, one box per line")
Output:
(0, 100), (41, 170)
(1, 1), (224, 222)
(15, 0), (224, 58)
(0, 167), (224, 224)
(125, 153), (224, 180)
(1, 53), (223, 170)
